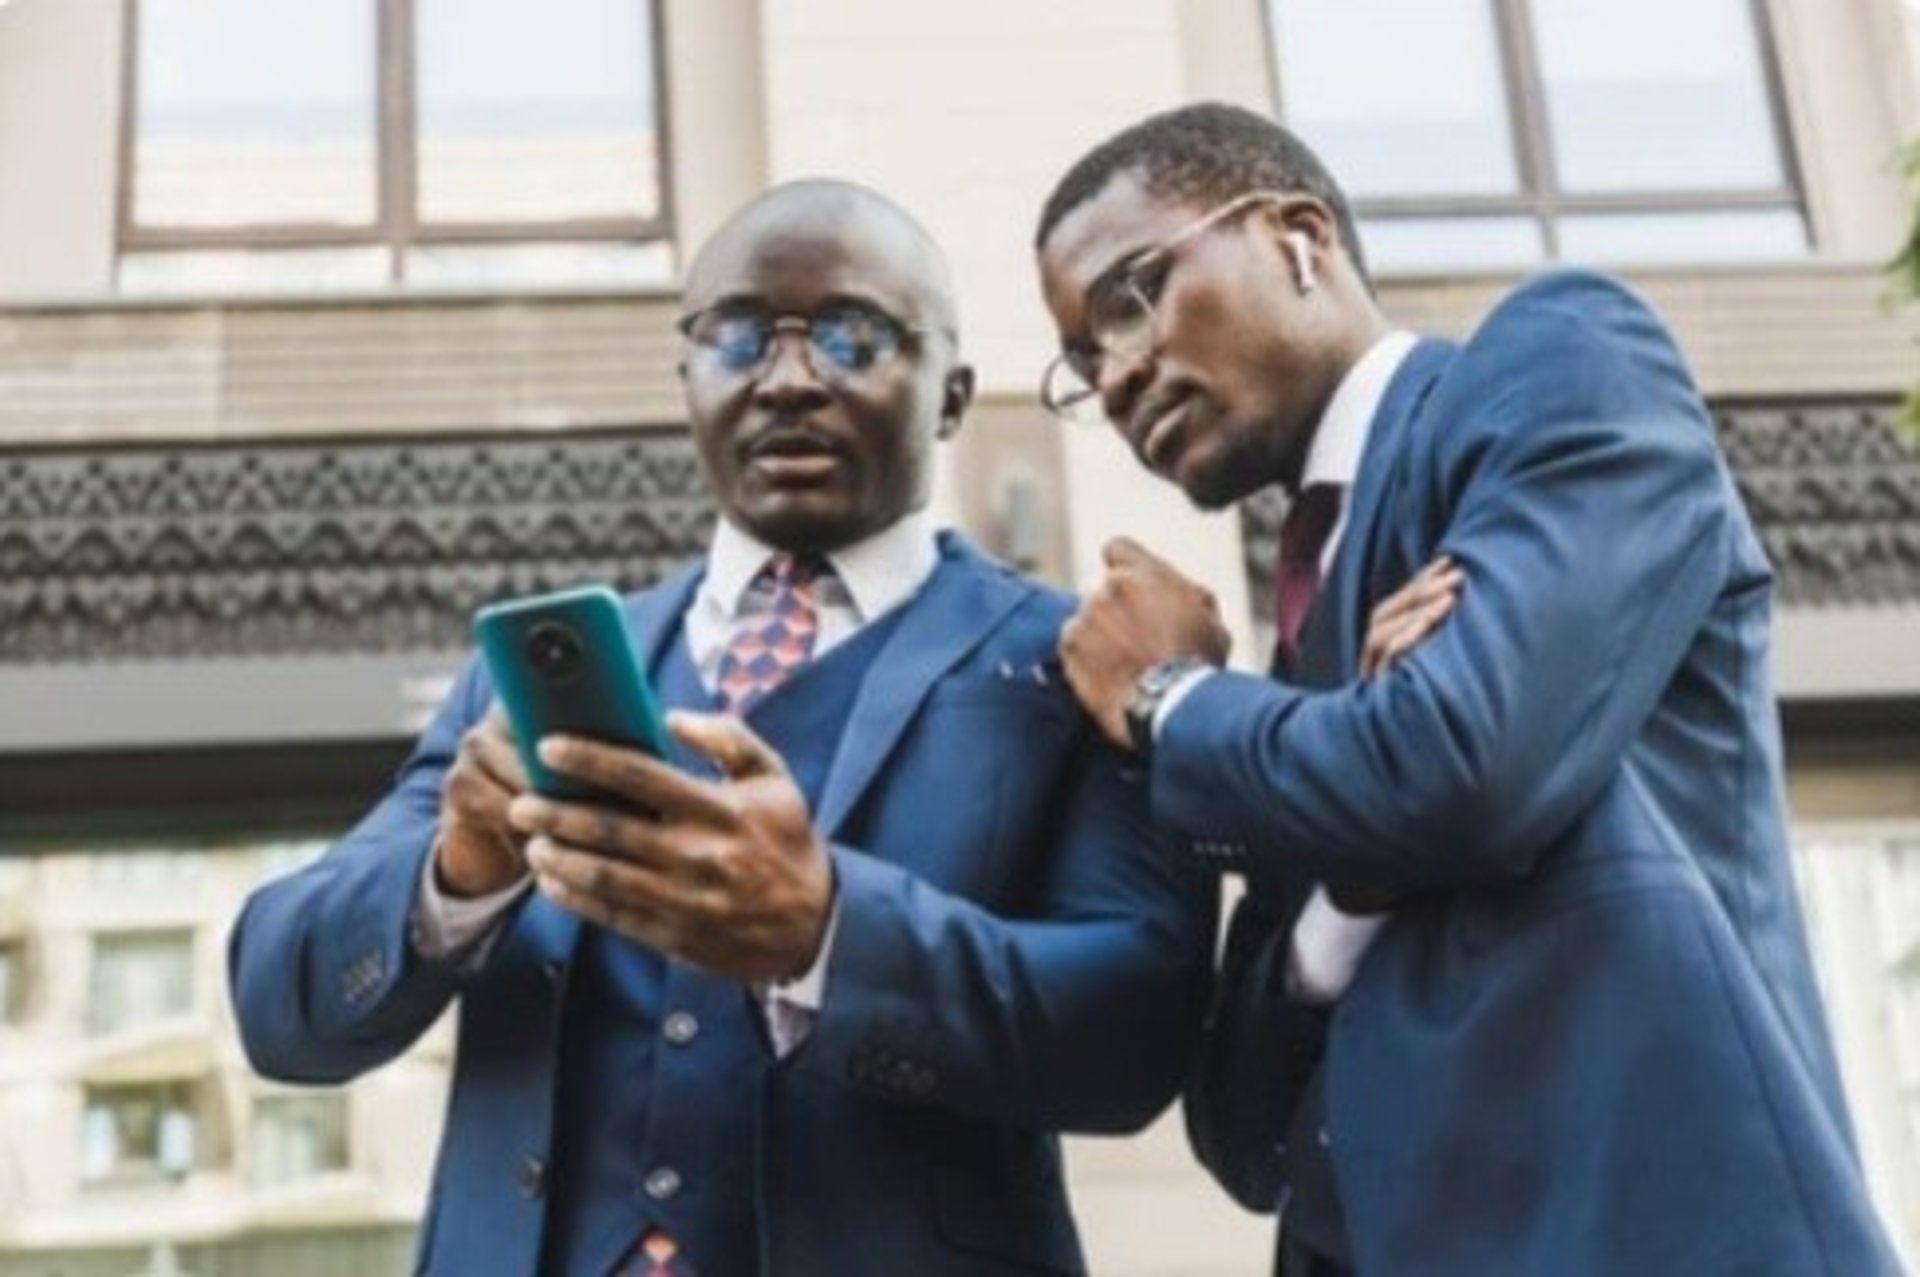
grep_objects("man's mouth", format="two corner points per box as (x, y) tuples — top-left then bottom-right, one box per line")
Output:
(1139, 398), (1195, 474)
(743, 428), (848, 480)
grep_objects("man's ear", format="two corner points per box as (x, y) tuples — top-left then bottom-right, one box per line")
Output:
(937, 364), (976, 440)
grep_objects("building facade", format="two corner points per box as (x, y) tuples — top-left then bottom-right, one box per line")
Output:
(1, 1), (1917, 1272)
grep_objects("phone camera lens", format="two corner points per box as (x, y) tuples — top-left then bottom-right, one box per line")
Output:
(526, 621), (583, 681)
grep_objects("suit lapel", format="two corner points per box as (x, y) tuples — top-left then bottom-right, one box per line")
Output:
(1304, 338), (1453, 684)
(622, 560), (705, 674)
(813, 534), (1031, 838)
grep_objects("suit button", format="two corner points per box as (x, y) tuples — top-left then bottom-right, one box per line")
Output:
(662, 1011), (699, 1046)
(541, 960), (565, 984)
(645, 1167), (682, 1201)
(1317, 1127), (1332, 1149)
(519, 1155), (547, 1199)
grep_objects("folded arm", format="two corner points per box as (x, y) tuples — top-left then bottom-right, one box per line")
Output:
(1156, 286), (1732, 899)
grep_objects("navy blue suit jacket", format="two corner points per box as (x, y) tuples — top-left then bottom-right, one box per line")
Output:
(1167, 273), (1899, 1274)
(229, 534), (1215, 1275)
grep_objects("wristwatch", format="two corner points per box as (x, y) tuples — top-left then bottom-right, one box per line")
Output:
(1124, 655), (1212, 760)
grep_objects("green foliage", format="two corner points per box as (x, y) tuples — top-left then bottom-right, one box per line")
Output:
(1894, 138), (1920, 432)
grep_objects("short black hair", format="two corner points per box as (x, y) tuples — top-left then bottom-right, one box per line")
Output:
(1035, 102), (1370, 288)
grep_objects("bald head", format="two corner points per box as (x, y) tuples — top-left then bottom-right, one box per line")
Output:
(675, 178), (976, 555)
(685, 179), (960, 333)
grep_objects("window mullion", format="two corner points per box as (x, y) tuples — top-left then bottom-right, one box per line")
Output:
(377, 0), (419, 283)
(1491, 0), (1561, 257)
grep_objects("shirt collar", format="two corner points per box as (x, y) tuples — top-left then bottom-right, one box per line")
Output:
(1300, 330), (1419, 491)
(704, 510), (943, 621)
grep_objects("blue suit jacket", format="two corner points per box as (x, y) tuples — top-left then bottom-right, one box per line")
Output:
(229, 533), (1215, 1275)
(1166, 273), (1899, 1274)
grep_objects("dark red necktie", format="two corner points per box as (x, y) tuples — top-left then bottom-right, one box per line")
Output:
(1271, 483), (1343, 675)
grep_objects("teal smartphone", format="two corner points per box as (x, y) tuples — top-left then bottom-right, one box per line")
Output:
(473, 585), (672, 804)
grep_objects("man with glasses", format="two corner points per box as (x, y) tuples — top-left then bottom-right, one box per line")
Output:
(1033, 103), (1897, 1274)
(231, 179), (1215, 1276)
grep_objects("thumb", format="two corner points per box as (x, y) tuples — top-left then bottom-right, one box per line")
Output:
(666, 710), (787, 781)
(1102, 536), (1156, 570)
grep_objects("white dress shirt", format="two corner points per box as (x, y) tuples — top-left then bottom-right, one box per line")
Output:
(412, 510), (944, 1055)
(1156, 330), (1418, 1004)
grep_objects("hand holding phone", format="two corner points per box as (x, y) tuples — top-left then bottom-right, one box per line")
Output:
(473, 586), (672, 805)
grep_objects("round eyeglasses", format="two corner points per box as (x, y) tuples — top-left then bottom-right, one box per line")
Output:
(677, 301), (948, 385)
(1039, 190), (1298, 426)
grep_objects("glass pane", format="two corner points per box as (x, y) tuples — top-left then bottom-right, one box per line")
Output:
(416, 0), (663, 223)
(1357, 215), (1545, 273)
(117, 248), (392, 297)
(0, 943), (18, 1023)
(87, 931), (195, 1036)
(1268, 0), (1519, 197)
(132, 0), (377, 227)
(80, 1082), (197, 1184)
(1792, 834), (1920, 1257)
(1532, 0), (1788, 192)
(251, 1094), (350, 1187)
(405, 241), (676, 290)
(1557, 210), (1807, 265)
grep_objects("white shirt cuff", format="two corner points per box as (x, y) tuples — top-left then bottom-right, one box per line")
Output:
(759, 897), (841, 1058)
(410, 842), (532, 966)
(1286, 887), (1387, 1004)
(1150, 667), (1215, 738)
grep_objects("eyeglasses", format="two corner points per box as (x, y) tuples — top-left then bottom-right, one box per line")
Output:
(1040, 190), (1296, 425)
(677, 300), (949, 386)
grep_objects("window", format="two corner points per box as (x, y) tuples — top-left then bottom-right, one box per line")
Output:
(1265, 0), (1805, 271)
(121, 0), (672, 293)
(89, 850), (207, 892)
(0, 941), (22, 1025)
(251, 1093), (351, 1187)
(1794, 832), (1920, 1256)
(87, 929), (196, 1036)
(81, 1081), (203, 1185)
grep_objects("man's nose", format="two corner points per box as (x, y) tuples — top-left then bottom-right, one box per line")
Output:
(1096, 343), (1154, 431)
(752, 330), (832, 408)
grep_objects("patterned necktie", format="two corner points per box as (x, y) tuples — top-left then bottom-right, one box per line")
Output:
(715, 552), (827, 713)
(614, 1230), (696, 1277)
(1271, 483), (1343, 676)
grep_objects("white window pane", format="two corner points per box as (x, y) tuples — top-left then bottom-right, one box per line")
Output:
(80, 1083), (198, 1183)
(0, 945), (17, 1023)
(87, 931), (195, 1035)
(1557, 210), (1806, 265)
(252, 1094), (350, 1187)
(133, 0), (377, 227)
(1532, 0), (1787, 192)
(416, 0), (662, 223)
(1793, 836), (1920, 1261)
(118, 249), (391, 297)
(1269, 0), (1519, 197)
(404, 241), (675, 290)
(1357, 216), (1544, 273)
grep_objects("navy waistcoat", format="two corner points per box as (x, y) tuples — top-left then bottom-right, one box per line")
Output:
(539, 606), (906, 1276)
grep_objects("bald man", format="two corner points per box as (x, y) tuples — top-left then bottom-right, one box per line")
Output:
(230, 180), (1215, 1277)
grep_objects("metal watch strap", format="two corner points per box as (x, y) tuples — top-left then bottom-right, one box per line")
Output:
(1125, 655), (1210, 758)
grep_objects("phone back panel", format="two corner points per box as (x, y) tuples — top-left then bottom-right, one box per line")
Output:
(473, 585), (672, 803)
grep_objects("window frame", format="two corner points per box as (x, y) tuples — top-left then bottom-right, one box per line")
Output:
(1262, 0), (1809, 261)
(114, 0), (676, 283)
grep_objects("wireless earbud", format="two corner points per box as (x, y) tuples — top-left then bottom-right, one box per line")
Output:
(1285, 231), (1318, 295)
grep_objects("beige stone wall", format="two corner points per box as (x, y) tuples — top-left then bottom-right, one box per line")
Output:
(0, 0), (121, 299)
